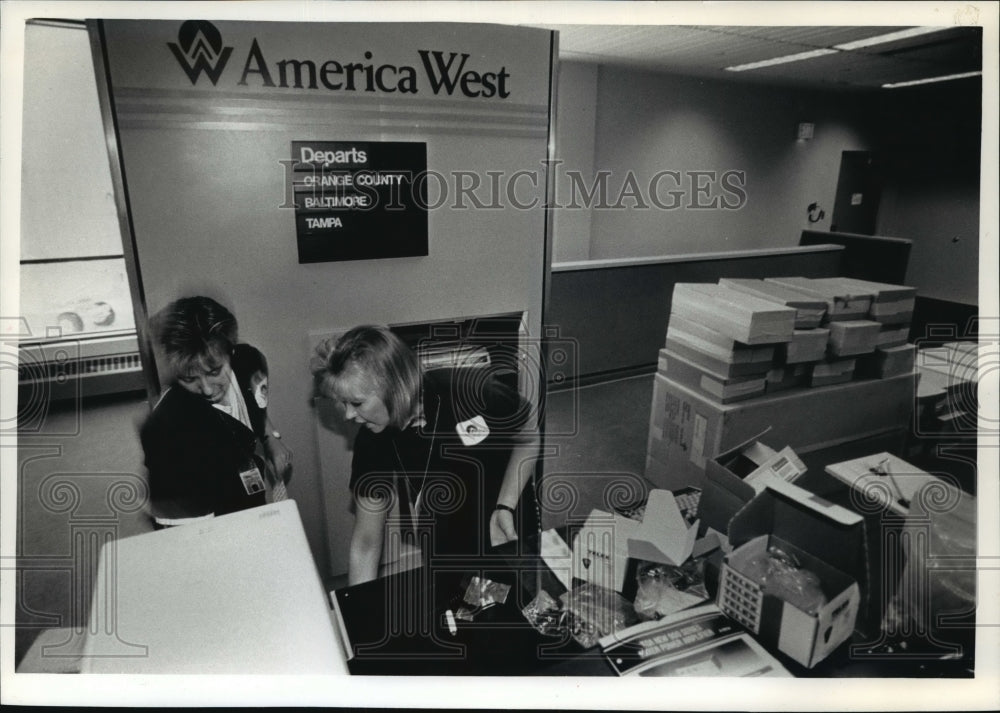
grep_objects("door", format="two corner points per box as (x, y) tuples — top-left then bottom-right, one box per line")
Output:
(831, 151), (883, 234)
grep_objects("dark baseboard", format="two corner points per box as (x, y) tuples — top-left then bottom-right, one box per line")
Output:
(548, 363), (656, 392)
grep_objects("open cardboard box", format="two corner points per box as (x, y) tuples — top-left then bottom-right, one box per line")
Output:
(716, 478), (867, 668)
(626, 489), (699, 567)
(571, 509), (640, 592)
(699, 431), (807, 536)
(572, 494), (708, 594)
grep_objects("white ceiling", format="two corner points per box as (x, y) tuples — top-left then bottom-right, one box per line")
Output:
(533, 24), (983, 90)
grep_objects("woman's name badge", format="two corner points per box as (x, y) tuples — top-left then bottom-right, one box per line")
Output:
(239, 464), (266, 495)
(457, 415), (489, 446)
(251, 372), (268, 409)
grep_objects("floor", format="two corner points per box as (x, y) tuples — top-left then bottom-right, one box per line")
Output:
(537, 374), (655, 529)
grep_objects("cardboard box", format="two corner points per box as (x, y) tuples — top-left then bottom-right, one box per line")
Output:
(779, 328), (829, 364)
(667, 314), (776, 362)
(699, 434), (807, 535)
(658, 348), (767, 404)
(765, 277), (872, 322)
(719, 278), (827, 329)
(945, 340), (979, 360)
(644, 371), (914, 492)
(831, 277), (916, 325)
(765, 364), (809, 393)
(876, 324), (910, 349)
(809, 358), (856, 387)
(824, 451), (943, 518)
(672, 283), (797, 345)
(572, 509), (640, 592)
(717, 478), (866, 668)
(856, 343), (916, 379)
(827, 320), (881, 357)
(626, 489), (698, 566)
(663, 335), (773, 378)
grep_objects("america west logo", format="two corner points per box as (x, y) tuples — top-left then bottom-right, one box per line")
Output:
(164, 20), (511, 98)
(167, 20), (233, 85)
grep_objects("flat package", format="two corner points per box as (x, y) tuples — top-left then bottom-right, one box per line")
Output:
(658, 348), (766, 403)
(779, 328), (830, 364)
(827, 320), (882, 357)
(856, 343), (916, 379)
(831, 277), (916, 324)
(718, 278), (827, 329)
(671, 283), (797, 345)
(765, 277), (872, 322)
(663, 332), (773, 378)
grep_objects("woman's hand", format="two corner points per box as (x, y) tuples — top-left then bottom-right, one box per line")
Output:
(490, 507), (518, 547)
(264, 435), (293, 483)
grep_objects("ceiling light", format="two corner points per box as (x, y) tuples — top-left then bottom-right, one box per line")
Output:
(882, 70), (982, 88)
(834, 27), (947, 51)
(725, 27), (950, 74)
(725, 48), (838, 72)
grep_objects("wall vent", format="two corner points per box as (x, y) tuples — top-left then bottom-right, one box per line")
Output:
(16, 334), (146, 402)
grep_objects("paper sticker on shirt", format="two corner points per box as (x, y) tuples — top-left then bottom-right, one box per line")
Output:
(457, 415), (489, 446)
(239, 464), (266, 495)
(251, 372), (268, 409)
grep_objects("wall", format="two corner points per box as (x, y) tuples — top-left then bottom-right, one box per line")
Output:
(552, 61), (597, 263)
(585, 67), (873, 259)
(548, 245), (843, 382)
(874, 79), (982, 306)
(97, 20), (554, 579)
(550, 64), (982, 307)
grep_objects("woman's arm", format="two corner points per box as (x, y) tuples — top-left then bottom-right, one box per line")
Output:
(141, 394), (222, 525)
(490, 425), (541, 546)
(349, 494), (388, 585)
(262, 415), (293, 484)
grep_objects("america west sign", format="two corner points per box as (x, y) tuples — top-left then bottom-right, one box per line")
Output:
(167, 20), (512, 98)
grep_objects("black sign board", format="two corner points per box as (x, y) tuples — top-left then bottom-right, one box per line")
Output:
(290, 141), (428, 263)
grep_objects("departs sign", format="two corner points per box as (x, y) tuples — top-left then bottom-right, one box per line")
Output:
(290, 141), (428, 263)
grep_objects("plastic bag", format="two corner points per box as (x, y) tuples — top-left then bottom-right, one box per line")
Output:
(743, 545), (827, 614)
(521, 590), (567, 637)
(633, 560), (710, 620)
(884, 483), (975, 648)
(560, 583), (637, 648)
(455, 575), (511, 621)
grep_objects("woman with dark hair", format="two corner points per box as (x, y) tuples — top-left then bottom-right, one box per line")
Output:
(141, 296), (292, 527)
(312, 325), (539, 585)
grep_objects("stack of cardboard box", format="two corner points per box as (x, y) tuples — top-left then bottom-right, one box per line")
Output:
(645, 276), (918, 491)
(667, 276), (918, 395)
(663, 283), (796, 404)
(718, 278), (828, 392)
(764, 276), (916, 384)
